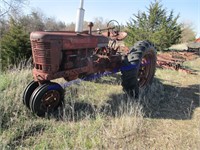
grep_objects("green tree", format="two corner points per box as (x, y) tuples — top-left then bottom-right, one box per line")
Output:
(125, 1), (182, 51)
(0, 18), (31, 69)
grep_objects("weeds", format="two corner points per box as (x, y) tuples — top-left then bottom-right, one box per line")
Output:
(0, 58), (200, 149)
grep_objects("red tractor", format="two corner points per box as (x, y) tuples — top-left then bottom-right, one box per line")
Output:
(23, 1), (157, 117)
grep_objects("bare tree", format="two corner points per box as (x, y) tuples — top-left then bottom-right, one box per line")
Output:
(19, 10), (46, 32)
(45, 17), (66, 31)
(0, 0), (27, 18)
(19, 10), (67, 32)
(181, 22), (196, 43)
(92, 17), (108, 30)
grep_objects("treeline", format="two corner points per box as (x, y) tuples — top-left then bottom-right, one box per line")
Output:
(0, 9), (109, 69)
(0, 11), (67, 69)
(0, 0), (197, 70)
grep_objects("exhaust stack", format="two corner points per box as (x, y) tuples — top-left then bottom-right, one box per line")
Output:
(75, 0), (85, 33)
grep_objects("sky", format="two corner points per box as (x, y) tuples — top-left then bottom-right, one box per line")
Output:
(25, 0), (200, 37)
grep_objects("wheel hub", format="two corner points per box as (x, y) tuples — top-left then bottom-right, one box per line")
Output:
(41, 90), (60, 109)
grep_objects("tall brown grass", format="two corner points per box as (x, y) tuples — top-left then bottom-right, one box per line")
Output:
(0, 58), (199, 149)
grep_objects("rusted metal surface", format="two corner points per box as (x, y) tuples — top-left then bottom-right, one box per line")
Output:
(195, 38), (200, 42)
(41, 90), (60, 109)
(188, 38), (200, 53)
(102, 31), (127, 41)
(157, 51), (199, 74)
(139, 52), (155, 87)
(30, 29), (124, 83)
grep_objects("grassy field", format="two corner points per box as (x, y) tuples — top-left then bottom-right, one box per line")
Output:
(0, 57), (200, 149)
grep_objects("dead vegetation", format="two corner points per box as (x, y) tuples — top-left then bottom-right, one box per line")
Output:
(0, 56), (199, 149)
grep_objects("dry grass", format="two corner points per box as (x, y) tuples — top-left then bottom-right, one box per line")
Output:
(169, 43), (188, 50)
(0, 57), (199, 149)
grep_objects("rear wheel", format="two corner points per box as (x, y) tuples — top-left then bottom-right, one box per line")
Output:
(29, 82), (64, 117)
(121, 41), (156, 98)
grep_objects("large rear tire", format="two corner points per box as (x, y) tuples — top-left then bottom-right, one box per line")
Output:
(121, 41), (157, 98)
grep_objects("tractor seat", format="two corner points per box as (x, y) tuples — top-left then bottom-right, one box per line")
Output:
(102, 31), (127, 41)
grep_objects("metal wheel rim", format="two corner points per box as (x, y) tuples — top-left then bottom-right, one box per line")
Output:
(41, 90), (61, 110)
(138, 52), (154, 87)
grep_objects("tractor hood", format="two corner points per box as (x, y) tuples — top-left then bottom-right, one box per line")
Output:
(30, 31), (109, 49)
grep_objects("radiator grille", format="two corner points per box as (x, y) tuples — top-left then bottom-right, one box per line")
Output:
(32, 42), (51, 50)
(34, 57), (51, 64)
(32, 41), (51, 71)
(34, 50), (51, 57)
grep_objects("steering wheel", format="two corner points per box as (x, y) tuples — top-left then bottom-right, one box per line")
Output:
(107, 20), (120, 36)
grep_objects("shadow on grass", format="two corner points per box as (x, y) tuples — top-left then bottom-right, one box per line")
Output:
(53, 78), (199, 121)
(149, 82), (199, 120)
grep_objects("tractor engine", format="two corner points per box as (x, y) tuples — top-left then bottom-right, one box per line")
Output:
(30, 31), (120, 82)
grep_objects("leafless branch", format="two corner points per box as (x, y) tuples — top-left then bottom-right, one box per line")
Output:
(0, 0), (26, 18)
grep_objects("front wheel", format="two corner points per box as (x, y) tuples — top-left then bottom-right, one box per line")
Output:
(29, 82), (64, 117)
(23, 81), (39, 109)
(121, 41), (157, 98)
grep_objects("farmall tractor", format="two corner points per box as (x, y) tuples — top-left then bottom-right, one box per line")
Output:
(23, 0), (157, 116)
